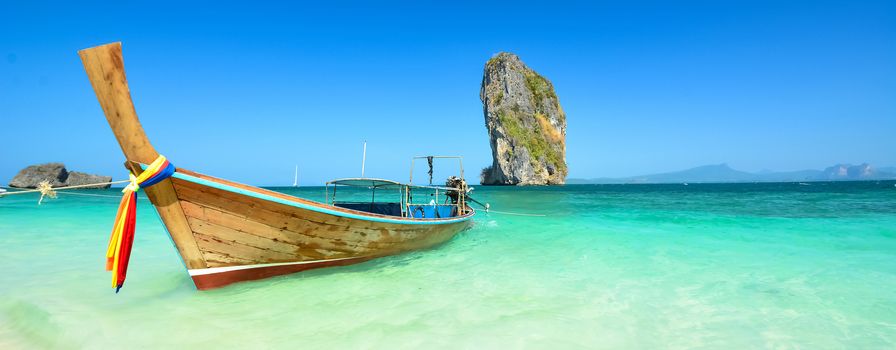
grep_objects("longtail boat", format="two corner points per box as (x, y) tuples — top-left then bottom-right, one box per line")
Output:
(79, 42), (475, 290)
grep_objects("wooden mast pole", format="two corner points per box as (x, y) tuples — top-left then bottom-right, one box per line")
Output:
(78, 42), (206, 270)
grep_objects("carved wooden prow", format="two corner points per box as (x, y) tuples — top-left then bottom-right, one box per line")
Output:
(79, 42), (207, 270)
(78, 43), (157, 166)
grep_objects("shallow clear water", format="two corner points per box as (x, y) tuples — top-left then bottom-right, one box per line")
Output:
(1, 182), (895, 348)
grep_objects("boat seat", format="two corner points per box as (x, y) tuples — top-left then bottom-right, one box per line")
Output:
(334, 202), (402, 217)
(407, 204), (457, 218)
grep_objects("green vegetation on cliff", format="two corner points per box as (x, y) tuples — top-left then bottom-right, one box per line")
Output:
(498, 110), (566, 174)
(524, 71), (565, 124)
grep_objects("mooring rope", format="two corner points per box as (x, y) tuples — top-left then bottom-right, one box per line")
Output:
(466, 195), (546, 217)
(0, 180), (131, 195)
(0, 180), (132, 204)
(484, 210), (547, 217)
(56, 191), (124, 199)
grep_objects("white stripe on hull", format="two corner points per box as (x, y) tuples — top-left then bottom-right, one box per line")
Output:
(188, 256), (364, 276)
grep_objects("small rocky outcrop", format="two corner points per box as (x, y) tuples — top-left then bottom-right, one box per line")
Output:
(480, 52), (567, 185)
(65, 171), (113, 188)
(9, 163), (68, 188)
(9, 163), (111, 189)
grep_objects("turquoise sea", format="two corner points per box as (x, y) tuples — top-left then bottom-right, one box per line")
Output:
(1, 181), (895, 348)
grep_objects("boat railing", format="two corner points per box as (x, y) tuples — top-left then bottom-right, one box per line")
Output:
(407, 156), (467, 218)
(326, 181), (468, 218)
(323, 156), (469, 218)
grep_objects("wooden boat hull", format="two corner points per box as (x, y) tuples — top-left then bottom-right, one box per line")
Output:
(79, 42), (474, 290)
(169, 169), (473, 289)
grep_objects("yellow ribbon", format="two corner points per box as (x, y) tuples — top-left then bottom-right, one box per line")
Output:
(106, 155), (171, 288)
(121, 155), (170, 194)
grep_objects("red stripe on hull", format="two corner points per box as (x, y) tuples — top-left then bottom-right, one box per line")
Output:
(191, 257), (373, 290)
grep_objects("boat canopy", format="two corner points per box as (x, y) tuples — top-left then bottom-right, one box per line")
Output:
(326, 177), (463, 191)
(326, 178), (404, 189)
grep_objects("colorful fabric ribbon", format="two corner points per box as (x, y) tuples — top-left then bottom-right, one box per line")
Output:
(106, 155), (175, 292)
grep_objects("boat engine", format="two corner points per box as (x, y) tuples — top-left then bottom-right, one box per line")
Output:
(445, 176), (470, 211)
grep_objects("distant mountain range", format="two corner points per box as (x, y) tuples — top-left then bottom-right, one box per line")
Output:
(568, 163), (896, 184)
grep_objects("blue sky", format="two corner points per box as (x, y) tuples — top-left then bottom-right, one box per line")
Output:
(2, 1), (894, 185)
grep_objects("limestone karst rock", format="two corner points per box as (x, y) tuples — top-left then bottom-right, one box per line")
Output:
(480, 52), (567, 185)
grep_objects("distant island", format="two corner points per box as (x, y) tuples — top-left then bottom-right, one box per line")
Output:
(569, 163), (896, 184)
